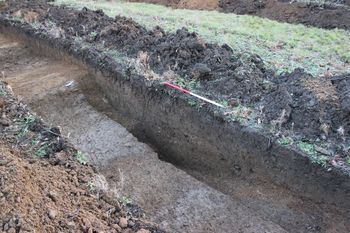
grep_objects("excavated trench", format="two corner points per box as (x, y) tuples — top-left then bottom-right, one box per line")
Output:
(1, 31), (350, 233)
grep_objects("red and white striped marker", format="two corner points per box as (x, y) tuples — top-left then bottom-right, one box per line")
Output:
(163, 82), (225, 108)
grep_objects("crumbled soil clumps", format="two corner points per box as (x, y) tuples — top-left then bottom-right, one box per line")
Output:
(1, 0), (349, 165)
(0, 80), (164, 233)
(131, 0), (350, 29)
(220, 0), (350, 30)
(129, 0), (219, 10)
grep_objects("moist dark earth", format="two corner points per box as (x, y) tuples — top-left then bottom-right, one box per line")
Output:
(131, 0), (350, 29)
(1, 0), (349, 165)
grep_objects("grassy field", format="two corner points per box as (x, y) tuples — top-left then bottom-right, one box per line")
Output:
(54, 0), (350, 76)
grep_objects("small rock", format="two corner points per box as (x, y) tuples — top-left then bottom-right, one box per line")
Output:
(3, 223), (9, 231)
(66, 221), (75, 229)
(118, 217), (128, 228)
(128, 220), (135, 227)
(0, 98), (5, 109)
(191, 63), (212, 80)
(82, 218), (91, 228)
(47, 191), (58, 202)
(0, 118), (10, 126)
(48, 209), (57, 219)
(137, 229), (151, 233)
(113, 224), (122, 232)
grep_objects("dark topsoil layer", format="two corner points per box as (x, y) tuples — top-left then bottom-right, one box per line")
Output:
(0, 1), (349, 165)
(131, 0), (350, 30)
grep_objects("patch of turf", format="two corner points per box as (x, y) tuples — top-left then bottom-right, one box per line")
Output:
(54, 0), (350, 76)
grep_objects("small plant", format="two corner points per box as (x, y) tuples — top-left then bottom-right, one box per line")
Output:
(35, 147), (47, 157)
(187, 99), (197, 107)
(76, 151), (89, 165)
(16, 115), (36, 138)
(278, 137), (292, 146)
(311, 155), (330, 168)
(90, 31), (98, 37)
(298, 141), (316, 155)
(221, 100), (229, 108)
(119, 196), (132, 205)
(30, 138), (40, 146)
(174, 77), (186, 88)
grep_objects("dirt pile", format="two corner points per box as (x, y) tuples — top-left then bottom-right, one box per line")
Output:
(129, 0), (219, 10)
(0, 80), (164, 232)
(1, 1), (349, 165)
(130, 0), (350, 29)
(219, 0), (350, 29)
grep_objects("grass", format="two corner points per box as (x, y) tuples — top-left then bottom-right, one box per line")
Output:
(298, 141), (316, 155)
(54, 0), (350, 76)
(76, 151), (89, 165)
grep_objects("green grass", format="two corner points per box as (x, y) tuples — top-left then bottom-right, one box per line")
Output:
(298, 142), (316, 155)
(76, 151), (89, 165)
(54, 0), (350, 76)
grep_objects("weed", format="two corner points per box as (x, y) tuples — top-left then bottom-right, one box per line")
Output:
(221, 100), (229, 108)
(278, 137), (292, 146)
(311, 155), (330, 168)
(187, 99), (197, 107)
(16, 115), (36, 138)
(35, 146), (47, 158)
(174, 77), (186, 88)
(90, 31), (98, 37)
(76, 151), (89, 165)
(225, 104), (253, 123)
(30, 138), (40, 146)
(298, 141), (316, 155)
(119, 196), (132, 205)
(87, 181), (96, 193)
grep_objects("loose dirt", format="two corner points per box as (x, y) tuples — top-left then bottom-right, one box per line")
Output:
(220, 0), (350, 30)
(0, 82), (162, 232)
(130, 0), (350, 29)
(130, 0), (219, 10)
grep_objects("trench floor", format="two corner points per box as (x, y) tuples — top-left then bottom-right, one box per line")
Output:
(0, 33), (348, 233)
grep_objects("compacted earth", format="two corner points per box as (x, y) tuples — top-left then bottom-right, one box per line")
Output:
(130, 0), (350, 29)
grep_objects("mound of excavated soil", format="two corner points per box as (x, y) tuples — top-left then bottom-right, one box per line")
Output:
(129, 0), (219, 10)
(131, 0), (350, 29)
(220, 0), (350, 30)
(1, 1), (349, 163)
(0, 80), (163, 233)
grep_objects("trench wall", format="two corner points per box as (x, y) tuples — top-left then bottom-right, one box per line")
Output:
(1, 20), (349, 209)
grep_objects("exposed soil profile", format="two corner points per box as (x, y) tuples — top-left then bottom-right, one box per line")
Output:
(1, 0), (349, 165)
(130, 0), (350, 29)
(0, 69), (163, 233)
(1, 1), (350, 232)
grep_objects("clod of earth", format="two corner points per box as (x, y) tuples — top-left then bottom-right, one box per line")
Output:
(130, 0), (350, 29)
